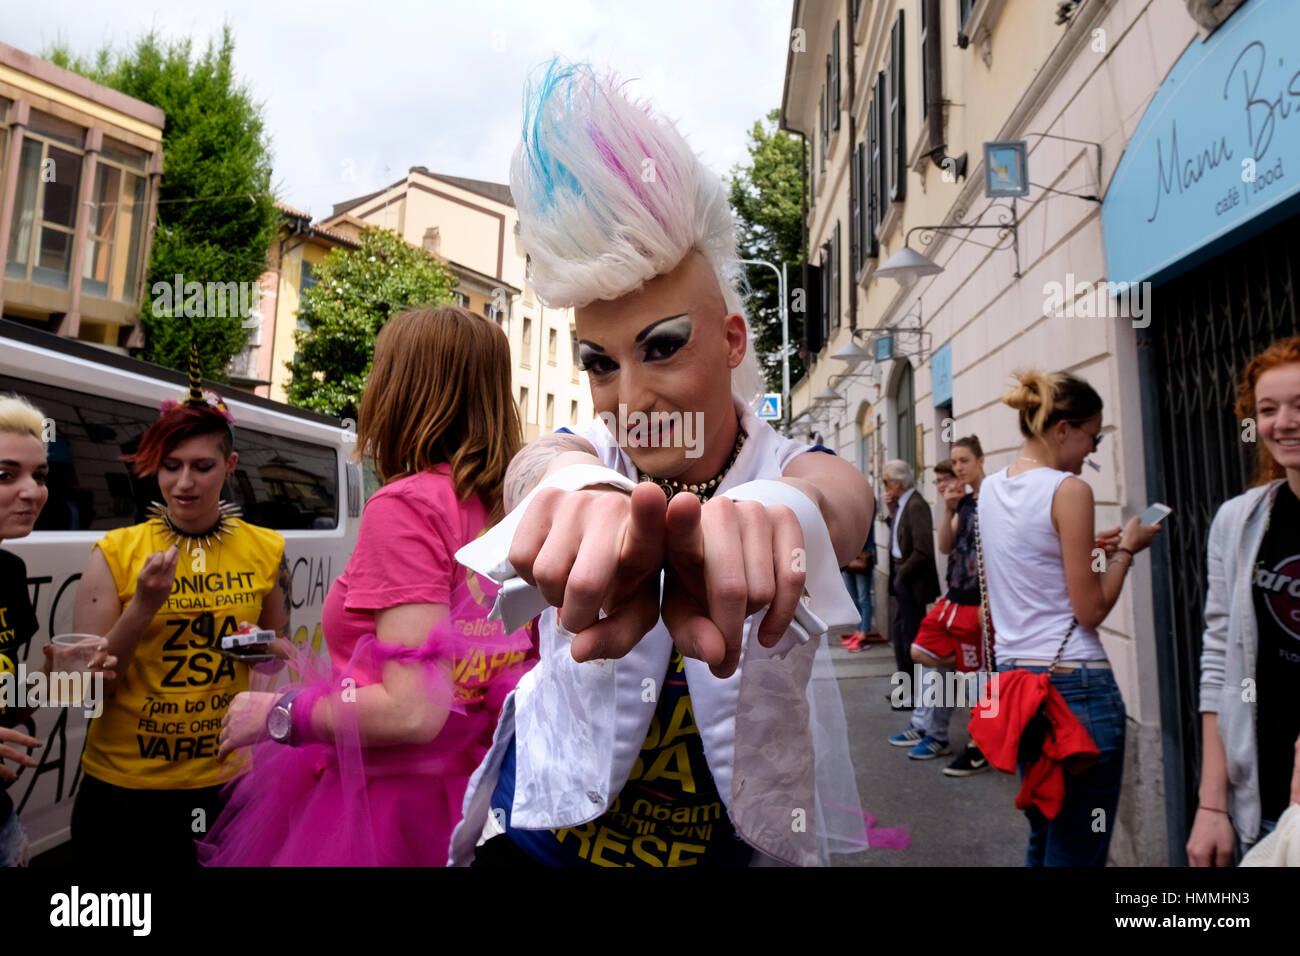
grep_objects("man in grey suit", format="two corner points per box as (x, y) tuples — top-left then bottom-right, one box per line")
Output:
(883, 460), (941, 690)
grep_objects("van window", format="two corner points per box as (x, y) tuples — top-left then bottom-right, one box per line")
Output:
(231, 425), (339, 530)
(1, 375), (339, 532)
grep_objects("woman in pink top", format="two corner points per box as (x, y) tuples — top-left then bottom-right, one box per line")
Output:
(200, 306), (533, 866)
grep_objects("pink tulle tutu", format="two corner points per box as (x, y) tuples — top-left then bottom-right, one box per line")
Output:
(199, 597), (533, 867)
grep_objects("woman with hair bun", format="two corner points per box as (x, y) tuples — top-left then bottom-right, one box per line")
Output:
(70, 360), (289, 868)
(975, 369), (1159, 866)
(1187, 335), (1300, 866)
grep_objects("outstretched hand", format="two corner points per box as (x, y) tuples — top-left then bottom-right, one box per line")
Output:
(660, 494), (806, 679)
(509, 482), (809, 679)
(510, 482), (666, 665)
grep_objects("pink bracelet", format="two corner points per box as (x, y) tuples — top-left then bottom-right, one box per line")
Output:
(291, 685), (327, 745)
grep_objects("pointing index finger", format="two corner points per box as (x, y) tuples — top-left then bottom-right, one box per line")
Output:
(620, 482), (668, 577)
(664, 491), (704, 572)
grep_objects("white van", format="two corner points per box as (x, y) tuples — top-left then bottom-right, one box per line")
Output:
(0, 320), (363, 857)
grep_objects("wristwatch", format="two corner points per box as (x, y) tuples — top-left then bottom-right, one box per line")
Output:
(266, 689), (303, 746)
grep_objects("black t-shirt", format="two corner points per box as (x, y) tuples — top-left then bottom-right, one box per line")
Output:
(1252, 482), (1300, 823)
(1, 549), (40, 827)
(946, 494), (981, 605)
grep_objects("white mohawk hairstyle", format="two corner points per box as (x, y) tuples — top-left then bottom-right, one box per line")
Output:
(510, 59), (764, 407)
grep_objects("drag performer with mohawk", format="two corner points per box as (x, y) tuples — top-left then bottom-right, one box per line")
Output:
(452, 60), (876, 867)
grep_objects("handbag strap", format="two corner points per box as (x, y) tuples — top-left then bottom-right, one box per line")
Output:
(972, 502), (996, 673)
(972, 498), (1077, 674)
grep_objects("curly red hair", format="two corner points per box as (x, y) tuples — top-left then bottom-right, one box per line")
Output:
(124, 403), (234, 477)
(1234, 335), (1300, 486)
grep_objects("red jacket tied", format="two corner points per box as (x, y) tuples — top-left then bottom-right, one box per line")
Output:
(969, 670), (1100, 819)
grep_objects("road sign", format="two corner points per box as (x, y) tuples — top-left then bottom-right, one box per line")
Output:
(758, 394), (781, 420)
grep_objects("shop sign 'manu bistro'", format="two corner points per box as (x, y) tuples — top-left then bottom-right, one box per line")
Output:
(1102, 0), (1300, 286)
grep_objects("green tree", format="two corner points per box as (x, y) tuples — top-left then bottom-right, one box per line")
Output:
(728, 108), (806, 393)
(49, 27), (279, 380)
(287, 227), (456, 419)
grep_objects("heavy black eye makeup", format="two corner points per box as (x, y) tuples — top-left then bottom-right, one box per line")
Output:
(576, 341), (615, 376)
(578, 314), (693, 375)
(639, 316), (692, 361)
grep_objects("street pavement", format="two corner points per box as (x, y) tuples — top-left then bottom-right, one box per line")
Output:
(829, 637), (1027, 867)
(36, 635), (1030, 868)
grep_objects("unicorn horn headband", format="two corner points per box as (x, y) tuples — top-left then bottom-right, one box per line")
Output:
(160, 340), (235, 426)
(186, 341), (205, 405)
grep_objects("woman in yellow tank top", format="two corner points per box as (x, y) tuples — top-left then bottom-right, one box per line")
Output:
(69, 370), (289, 867)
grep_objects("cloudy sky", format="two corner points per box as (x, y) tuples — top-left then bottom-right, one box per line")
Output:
(4, 0), (792, 218)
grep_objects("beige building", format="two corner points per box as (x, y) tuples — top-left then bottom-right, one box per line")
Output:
(321, 168), (592, 439)
(0, 42), (163, 349)
(783, 0), (1298, 864)
(231, 202), (359, 402)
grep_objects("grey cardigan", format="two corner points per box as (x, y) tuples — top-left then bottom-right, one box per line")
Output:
(1198, 478), (1284, 845)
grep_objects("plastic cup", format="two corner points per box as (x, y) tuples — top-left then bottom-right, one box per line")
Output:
(49, 634), (104, 707)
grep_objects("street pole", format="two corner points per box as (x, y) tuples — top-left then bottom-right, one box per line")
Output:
(737, 258), (789, 433)
(781, 261), (789, 434)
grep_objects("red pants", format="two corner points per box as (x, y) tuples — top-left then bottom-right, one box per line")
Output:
(911, 597), (988, 673)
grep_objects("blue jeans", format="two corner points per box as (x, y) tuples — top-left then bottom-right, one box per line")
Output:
(0, 813), (29, 867)
(841, 571), (874, 633)
(910, 664), (954, 744)
(998, 662), (1126, 867)
(1241, 816), (1279, 858)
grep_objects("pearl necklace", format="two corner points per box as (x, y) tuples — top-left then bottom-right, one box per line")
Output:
(638, 428), (747, 504)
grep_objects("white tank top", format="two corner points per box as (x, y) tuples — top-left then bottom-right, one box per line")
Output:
(977, 466), (1105, 662)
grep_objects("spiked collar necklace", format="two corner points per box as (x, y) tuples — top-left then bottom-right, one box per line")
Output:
(148, 500), (242, 548)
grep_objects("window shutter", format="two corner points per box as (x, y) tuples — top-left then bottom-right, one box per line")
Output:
(824, 56), (831, 142)
(803, 262), (824, 357)
(831, 21), (841, 130)
(889, 12), (907, 202)
(873, 72), (888, 227)
(820, 242), (832, 345)
(920, 0), (929, 120)
(832, 222), (842, 330)
(819, 89), (827, 172)
(852, 142), (863, 273)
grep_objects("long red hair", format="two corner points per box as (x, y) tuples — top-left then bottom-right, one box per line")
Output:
(1234, 335), (1300, 486)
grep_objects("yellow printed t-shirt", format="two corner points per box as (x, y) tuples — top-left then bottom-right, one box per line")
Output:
(81, 517), (284, 790)
(497, 648), (753, 866)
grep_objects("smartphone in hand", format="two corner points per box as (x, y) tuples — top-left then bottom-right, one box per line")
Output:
(1138, 502), (1172, 526)
(220, 627), (277, 663)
